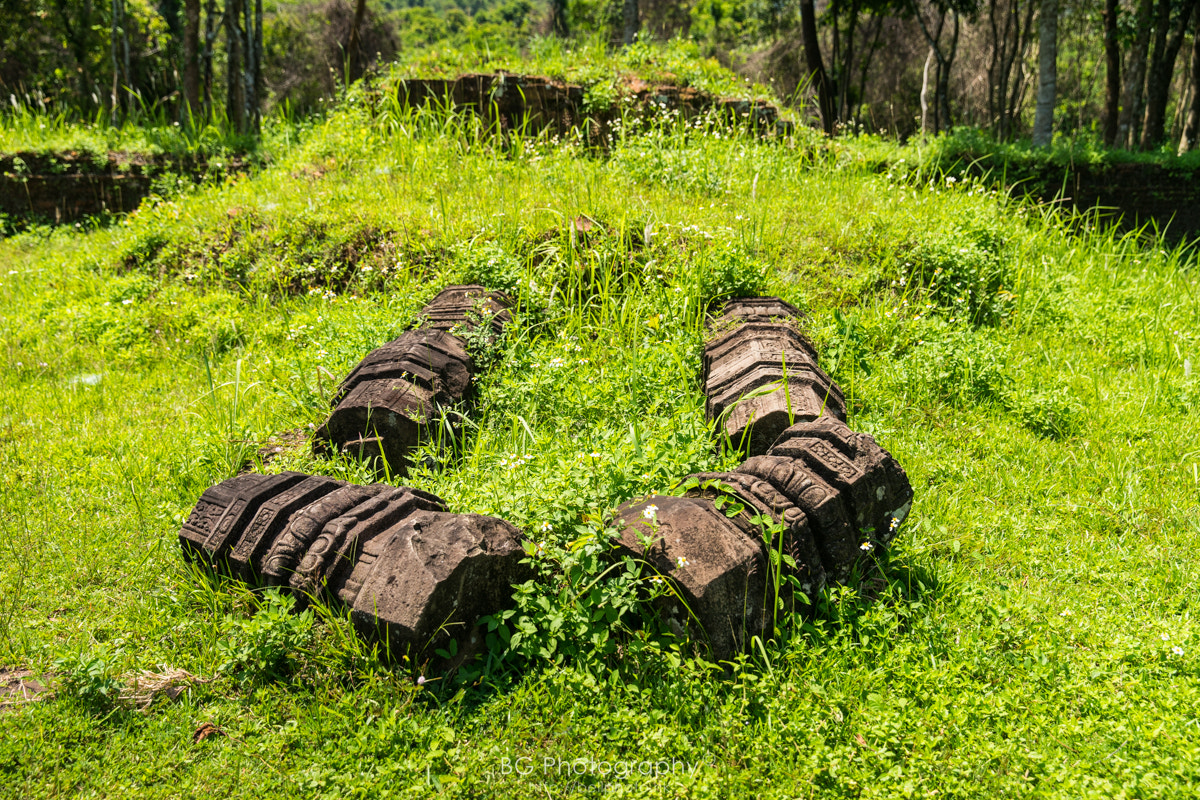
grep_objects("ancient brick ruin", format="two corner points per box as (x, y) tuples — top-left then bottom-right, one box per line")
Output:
(313, 285), (512, 474)
(393, 73), (791, 140)
(181, 292), (912, 666)
(180, 470), (529, 664)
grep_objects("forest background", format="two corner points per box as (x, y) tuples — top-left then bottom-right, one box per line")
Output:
(3, 0), (1200, 151)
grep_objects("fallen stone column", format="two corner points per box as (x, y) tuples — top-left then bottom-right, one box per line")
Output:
(703, 297), (845, 457)
(315, 284), (512, 474)
(180, 471), (530, 666)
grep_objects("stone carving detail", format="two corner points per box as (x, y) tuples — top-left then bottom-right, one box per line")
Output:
(612, 296), (914, 659)
(180, 473), (529, 665)
(314, 285), (512, 474)
(703, 298), (846, 457)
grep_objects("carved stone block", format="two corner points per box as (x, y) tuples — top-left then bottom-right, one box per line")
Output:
(180, 473), (528, 666)
(766, 417), (913, 548)
(612, 495), (770, 660)
(703, 321), (845, 456)
(315, 285), (512, 474)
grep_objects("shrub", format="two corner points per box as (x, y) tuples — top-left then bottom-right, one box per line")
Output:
(217, 590), (315, 686)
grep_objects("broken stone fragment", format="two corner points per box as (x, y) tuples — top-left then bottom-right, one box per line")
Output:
(681, 471), (827, 604)
(340, 510), (529, 664)
(704, 322), (846, 456)
(712, 296), (804, 327)
(416, 284), (512, 341)
(612, 495), (770, 660)
(179, 472), (529, 668)
(736, 455), (862, 582)
(179, 471), (309, 569)
(765, 417), (913, 548)
(314, 285), (512, 474)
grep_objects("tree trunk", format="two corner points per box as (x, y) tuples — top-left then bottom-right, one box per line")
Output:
(203, 0), (217, 117)
(800, 0), (836, 133)
(1181, 22), (1200, 152)
(939, 12), (959, 130)
(854, 14), (884, 124)
(550, 0), (568, 36)
(1140, 0), (1197, 148)
(622, 0), (639, 45)
(1102, 0), (1120, 144)
(225, 0), (244, 131)
(240, 0), (256, 132)
(348, 0), (367, 81)
(183, 0), (200, 120)
(1119, 0), (1155, 147)
(53, 0), (97, 106)
(921, 48), (934, 136)
(110, 0), (122, 122)
(254, 0), (263, 126)
(1032, 0), (1058, 146)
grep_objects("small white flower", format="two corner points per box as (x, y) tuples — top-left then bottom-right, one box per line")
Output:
(590, 451), (601, 459)
(642, 504), (659, 521)
(860, 542), (874, 552)
(539, 521), (552, 533)
(1173, 646), (1185, 656)
(675, 556), (690, 569)
(1162, 633), (1171, 641)
(416, 676), (426, 686)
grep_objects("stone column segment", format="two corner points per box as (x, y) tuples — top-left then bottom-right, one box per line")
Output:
(315, 284), (513, 474)
(703, 298), (845, 457)
(180, 472), (529, 665)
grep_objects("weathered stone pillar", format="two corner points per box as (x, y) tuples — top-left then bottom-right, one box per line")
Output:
(180, 472), (530, 665)
(704, 297), (845, 457)
(314, 285), (512, 474)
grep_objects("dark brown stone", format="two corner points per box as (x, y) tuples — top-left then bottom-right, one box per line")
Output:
(179, 471), (308, 568)
(315, 285), (512, 473)
(179, 473), (527, 668)
(703, 322), (845, 456)
(612, 495), (769, 660)
(260, 482), (387, 586)
(417, 284), (512, 341)
(226, 476), (346, 580)
(714, 296), (803, 326)
(303, 486), (446, 601)
(341, 510), (530, 663)
(323, 376), (436, 472)
(682, 472), (826, 603)
(332, 330), (472, 406)
(766, 417), (913, 548)
(737, 455), (862, 581)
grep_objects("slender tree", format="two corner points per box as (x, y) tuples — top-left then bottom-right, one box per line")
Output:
(987, 0), (1036, 139)
(1102, 0), (1121, 144)
(800, 0), (837, 132)
(1140, 0), (1197, 148)
(1032, 0), (1057, 146)
(1119, 0), (1155, 146)
(183, 0), (200, 120)
(1182, 19), (1200, 150)
(348, 0), (367, 81)
(623, 0), (639, 44)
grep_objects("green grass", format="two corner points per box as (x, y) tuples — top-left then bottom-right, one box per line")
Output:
(2, 71), (1200, 798)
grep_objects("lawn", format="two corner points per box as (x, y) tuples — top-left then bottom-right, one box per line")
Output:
(2, 62), (1199, 798)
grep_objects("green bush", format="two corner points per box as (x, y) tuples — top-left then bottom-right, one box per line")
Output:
(217, 590), (315, 686)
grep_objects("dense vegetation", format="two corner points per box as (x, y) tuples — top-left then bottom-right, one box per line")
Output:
(4, 0), (1200, 147)
(2, 47), (1200, 796)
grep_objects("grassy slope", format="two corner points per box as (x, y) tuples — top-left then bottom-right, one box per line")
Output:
(2, 81), (1200, 799)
